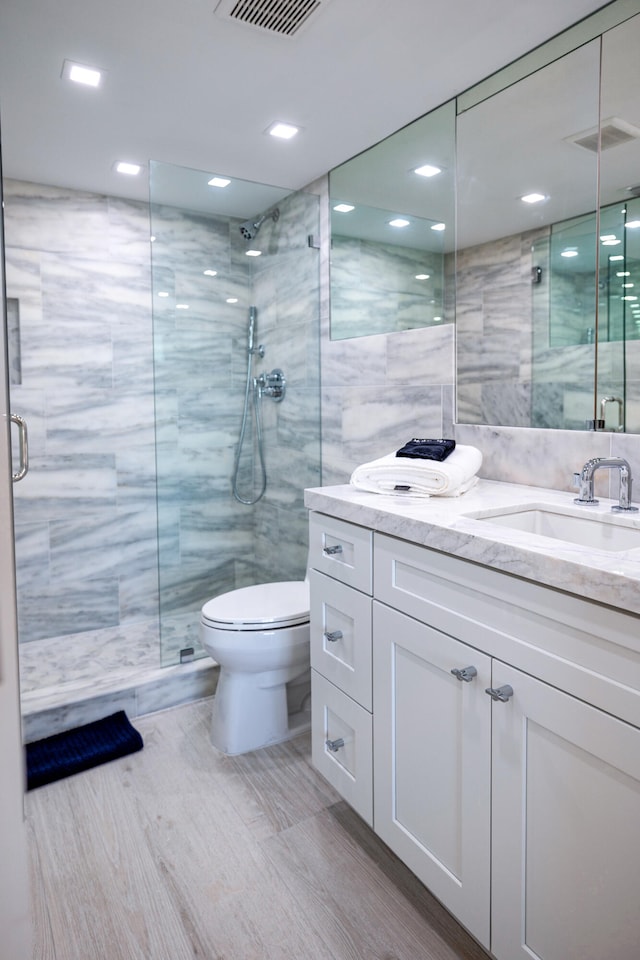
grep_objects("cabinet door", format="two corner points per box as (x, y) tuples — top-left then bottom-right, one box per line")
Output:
(491, 662), (640, 960)
(373, 602), (492, 949)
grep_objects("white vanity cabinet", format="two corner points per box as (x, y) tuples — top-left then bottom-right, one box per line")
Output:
(308, 509), (640, 960)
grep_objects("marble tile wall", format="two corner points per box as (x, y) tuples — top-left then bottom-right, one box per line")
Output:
(249, 188), (322, 581)
(4, 179), (160, 647)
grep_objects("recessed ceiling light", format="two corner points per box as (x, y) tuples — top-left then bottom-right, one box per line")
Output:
(115, 161), (142, 176)
(176, 303), (189, 309)
(415, 274), (430, 280)
(245, 249), (262, 257)
(267, 122), (300, 140)
(414, 164), (442, 178)
(602, 239), (621, 246)
(333, 203), (355, 213)
(600, 234), (617, 241)
(622, 295), (638, 301)
(226, 298), (239, 304)
(389, 218), (410, 228)
(433, 316), (443, 322)
(609, 255), (625, 261)
(62, 59), (103, 87)
(561, 248), (579, 258)
(208, 177), (231, 188)
(623, 283), (635, 288)
(150, 235), (156, 242)
(625, 219), (640, 228)
(203, 269), (218, 277)
(431, 222), (446, 231)
(617, 271), (631, 277)
(521, 193), (547, 204)
(157, 291), (169, 297)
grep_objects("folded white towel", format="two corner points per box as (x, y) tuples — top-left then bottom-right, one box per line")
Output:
(350, 444), (482, 497)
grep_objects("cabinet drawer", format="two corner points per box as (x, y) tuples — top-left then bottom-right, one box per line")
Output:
(310, 570), (372, 710)
(311, 669), (373, 826)
(309, 512), (372, 593)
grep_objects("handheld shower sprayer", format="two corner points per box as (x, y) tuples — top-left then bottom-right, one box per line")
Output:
(247, 305), (257, 353)
(247, 305), (263, 358)
(239, 207), (280, 241)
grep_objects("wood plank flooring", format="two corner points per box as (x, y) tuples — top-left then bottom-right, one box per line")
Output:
(26, 698), (490, 960)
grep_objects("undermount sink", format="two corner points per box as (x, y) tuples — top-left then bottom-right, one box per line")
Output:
(464, 504), (640, 553)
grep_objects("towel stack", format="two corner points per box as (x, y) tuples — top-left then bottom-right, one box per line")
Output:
(350, 439), (482, 498)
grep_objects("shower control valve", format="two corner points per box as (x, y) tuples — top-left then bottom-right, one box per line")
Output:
(256, 368), (286, 402)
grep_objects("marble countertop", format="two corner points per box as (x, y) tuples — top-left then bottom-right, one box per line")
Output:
(304, 480), (640, 617)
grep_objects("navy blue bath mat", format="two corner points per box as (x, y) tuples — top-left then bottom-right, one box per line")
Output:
(26, 710), (144, 790)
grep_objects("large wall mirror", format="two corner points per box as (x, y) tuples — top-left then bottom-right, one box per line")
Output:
(328, 0), (640, 432)
(456, 4), (640, 434)
(329, 100), (456, 340)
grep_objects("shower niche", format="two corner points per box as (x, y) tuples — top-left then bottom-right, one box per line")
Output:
(149, 160), (321, 666)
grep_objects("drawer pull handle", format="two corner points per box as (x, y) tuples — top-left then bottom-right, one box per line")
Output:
(485, 684), (514, 703)
(323, 544), (343, 556)
(324, 630), (343, 643)
(326, 737), (345, 752)
(451, 666), (477, 682)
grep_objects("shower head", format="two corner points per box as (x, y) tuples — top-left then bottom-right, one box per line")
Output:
(239, 207), (280, 241)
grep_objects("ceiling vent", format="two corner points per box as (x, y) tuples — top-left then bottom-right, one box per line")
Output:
(565, 117), (640, 153)
(214, 0), (331, 37)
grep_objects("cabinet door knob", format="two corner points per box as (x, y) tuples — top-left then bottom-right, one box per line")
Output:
(451, 665), (477, 682)
(323, 543), (343, 556)
(485, 684), (514, 702)
(325, 737), (345, 752)
(324, 630), (343, 642)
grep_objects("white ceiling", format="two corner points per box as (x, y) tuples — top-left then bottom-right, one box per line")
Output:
(0, 0), (610, 210)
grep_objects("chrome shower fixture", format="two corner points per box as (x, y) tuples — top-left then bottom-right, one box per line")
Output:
(239, 207), (280, 240)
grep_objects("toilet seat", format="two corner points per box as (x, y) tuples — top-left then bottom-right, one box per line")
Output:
(201, 581), (309, 631)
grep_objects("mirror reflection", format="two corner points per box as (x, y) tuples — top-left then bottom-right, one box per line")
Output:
(329, 100), (455, 340)
(455, 40), (601, 431)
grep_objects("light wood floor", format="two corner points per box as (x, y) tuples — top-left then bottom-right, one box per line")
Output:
(26, 698), (490, 960)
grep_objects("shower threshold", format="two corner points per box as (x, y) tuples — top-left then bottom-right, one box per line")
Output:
(19, 618), (218, 743)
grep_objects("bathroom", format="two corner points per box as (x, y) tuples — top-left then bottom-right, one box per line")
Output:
(2, 0), (640, 957)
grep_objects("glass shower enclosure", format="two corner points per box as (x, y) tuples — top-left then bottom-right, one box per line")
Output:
(149, 161), (321, 666)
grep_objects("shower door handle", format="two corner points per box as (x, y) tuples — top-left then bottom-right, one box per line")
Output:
(10, 414), (29, 482)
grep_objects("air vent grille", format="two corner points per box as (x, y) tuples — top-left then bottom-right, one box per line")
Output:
(214, 0), (328, 37)
(566, 117), (640, 153)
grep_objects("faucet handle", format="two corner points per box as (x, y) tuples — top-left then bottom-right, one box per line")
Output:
(571, 472), (581, 489)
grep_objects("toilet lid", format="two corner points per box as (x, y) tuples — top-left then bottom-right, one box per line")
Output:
(201, 580), (310, 631)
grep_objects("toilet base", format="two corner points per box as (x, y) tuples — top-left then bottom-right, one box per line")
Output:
(210, 666), (311, 756)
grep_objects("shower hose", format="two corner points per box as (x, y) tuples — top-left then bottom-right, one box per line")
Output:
(232, 313), (267, 504)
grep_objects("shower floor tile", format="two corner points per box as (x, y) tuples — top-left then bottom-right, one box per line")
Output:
(19, 617), (217, 741)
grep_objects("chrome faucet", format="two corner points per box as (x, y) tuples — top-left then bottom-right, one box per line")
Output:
(574, 457), (638, 512)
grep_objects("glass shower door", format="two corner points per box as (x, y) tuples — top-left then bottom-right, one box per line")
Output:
(149, 161), (321, 666)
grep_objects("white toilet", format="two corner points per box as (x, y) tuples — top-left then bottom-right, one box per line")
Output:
(199, 579), (311, 755)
